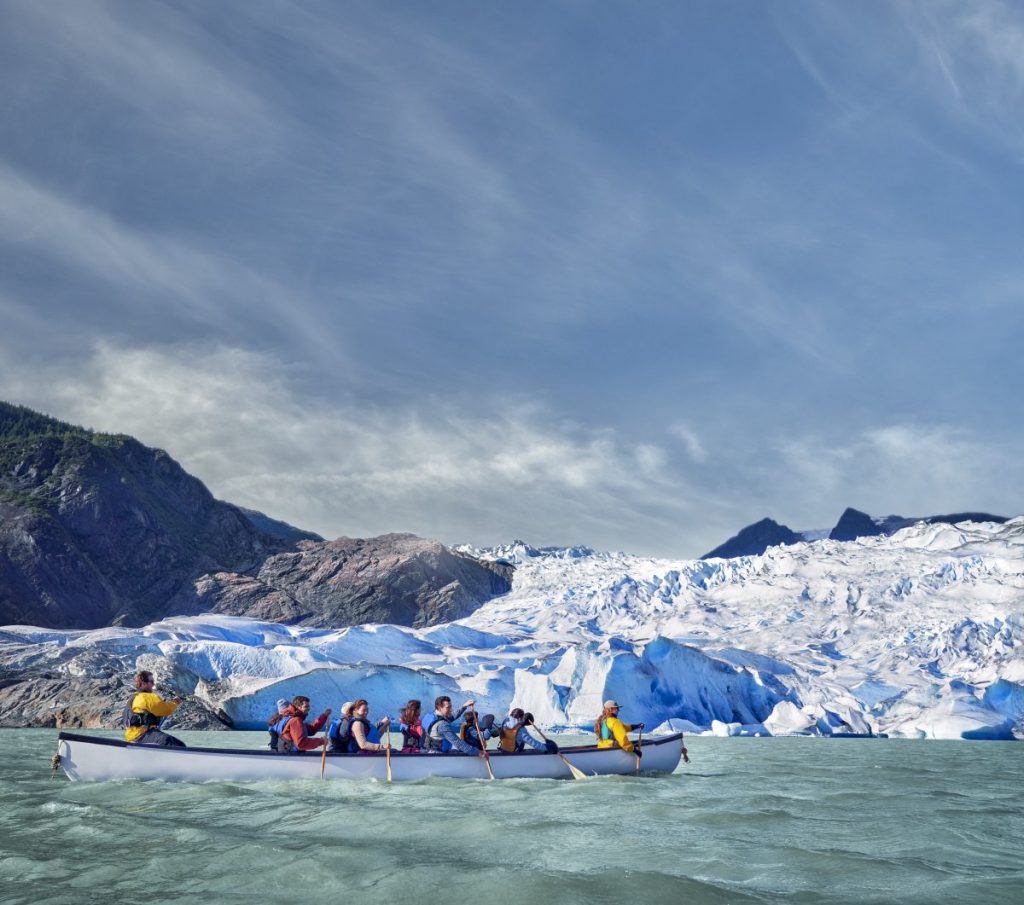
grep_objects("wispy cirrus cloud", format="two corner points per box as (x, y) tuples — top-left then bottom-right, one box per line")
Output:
(775, 424), (1024, 522)
(6, 0), (281, 146)
(0, 160), (351, 372)
(2, 2), (1023, 556)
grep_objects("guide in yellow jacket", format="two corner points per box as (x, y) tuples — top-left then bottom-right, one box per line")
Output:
(594, 700), (644, 752)
(122, 670), (186, 748)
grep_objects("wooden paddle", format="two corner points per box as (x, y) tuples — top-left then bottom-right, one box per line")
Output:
(319, 715), (330, 780)
(531, 724), (588, 780)
(383, 717), (393, 783)
(471, 711), (496, 780)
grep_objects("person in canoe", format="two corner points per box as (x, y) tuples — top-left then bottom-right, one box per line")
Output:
(459, 710), (498, 750)
(398, 699), (425, 752)
(346, 699), (390, 753)
(266, 698), (290, 750)
(326, 701), (356, 752)
(276, 696), (331, 753)
(122, 670), (186, 748)
(497, 707), (558, 754)
(423, 695), (485, 756)
(594, 700), (645, 757)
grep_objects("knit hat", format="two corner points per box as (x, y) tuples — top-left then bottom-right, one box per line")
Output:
(341, 701), (355, 716)
(276, 698), (289, 711)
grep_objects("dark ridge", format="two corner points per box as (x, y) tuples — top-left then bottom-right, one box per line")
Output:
(927, 512), (1008, 527)
(702, 517), (802, 559)
(830, 507), (1009, 542)
(236, 507), (323, 543)
(828, 507), (885, 542)
(0, 401), (92, 442)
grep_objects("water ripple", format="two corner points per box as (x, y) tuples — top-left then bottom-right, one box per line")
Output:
(2, 731), (1022, 904)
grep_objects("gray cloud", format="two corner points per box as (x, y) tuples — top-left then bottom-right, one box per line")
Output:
(2, 1), (1023, 555)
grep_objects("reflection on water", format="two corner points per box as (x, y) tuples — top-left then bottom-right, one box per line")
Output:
(1, 730), (1022, 904)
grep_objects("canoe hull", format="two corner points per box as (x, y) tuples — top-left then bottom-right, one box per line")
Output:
(56, 732), (684, 782)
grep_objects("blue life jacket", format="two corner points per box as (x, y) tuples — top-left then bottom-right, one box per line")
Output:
(423, 714), (452, 753)
(329, 716), (373, 752)
(275, 714), (305, 753)
(328, 717), (353, 752)
(274, 714), (293, 736)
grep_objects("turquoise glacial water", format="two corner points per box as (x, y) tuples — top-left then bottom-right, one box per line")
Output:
(1, 730), (1021, 904)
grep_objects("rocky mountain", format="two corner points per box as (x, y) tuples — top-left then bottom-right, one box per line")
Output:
(235, 506), (323, 543)
(704, 507), (1010, 559)
(194, 533), (513, 628)
(828, 507), (1009, 542)
(701, 518), (802, 559)
(0, 401), (511, 630)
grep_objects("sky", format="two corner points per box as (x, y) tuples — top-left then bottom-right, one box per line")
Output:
(1, 0), (1023, 558)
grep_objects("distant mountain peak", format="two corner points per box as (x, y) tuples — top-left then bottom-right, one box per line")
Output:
(829, 507), (885, 542)
(705, 506), (1013, 560)
(702, 517), (801, 560)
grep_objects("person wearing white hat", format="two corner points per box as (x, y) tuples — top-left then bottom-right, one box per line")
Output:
(326, 701), (357, 752)
(266, 697), (292, 750)
(594, 700), (644, 755)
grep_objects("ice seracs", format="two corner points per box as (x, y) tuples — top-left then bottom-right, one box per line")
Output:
(3, 518), (1022, 740)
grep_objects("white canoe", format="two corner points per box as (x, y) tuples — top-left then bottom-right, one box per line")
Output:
(56, 731), (685, 782)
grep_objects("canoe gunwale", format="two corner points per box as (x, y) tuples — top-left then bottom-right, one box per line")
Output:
(57, 730), (683, 758)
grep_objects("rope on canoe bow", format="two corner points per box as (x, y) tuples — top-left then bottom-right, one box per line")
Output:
(50, 737), (65, 779)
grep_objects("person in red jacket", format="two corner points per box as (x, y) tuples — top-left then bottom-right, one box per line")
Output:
(277, 696), (332, 753)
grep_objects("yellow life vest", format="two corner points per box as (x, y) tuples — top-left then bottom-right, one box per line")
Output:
(498, 722), (525, 753)
(458, 720), (485, 750)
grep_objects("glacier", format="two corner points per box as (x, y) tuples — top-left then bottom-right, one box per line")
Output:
(2, 519), (1023, 740)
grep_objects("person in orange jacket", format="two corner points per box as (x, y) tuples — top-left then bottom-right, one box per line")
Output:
(594, 700), (644, 755)
(277, 696), (332, 753)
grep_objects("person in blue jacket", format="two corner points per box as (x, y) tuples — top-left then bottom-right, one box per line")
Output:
(423, 695), (485, 756)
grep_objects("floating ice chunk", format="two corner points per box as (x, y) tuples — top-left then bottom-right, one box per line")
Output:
(711, 720), (742, 737)
(652, 718), (703, 734)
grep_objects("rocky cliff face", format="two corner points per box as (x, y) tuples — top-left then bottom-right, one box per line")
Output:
(196, 533), (514, 628)
(0, 402), (512, 631)
(0, 427), (280, 628)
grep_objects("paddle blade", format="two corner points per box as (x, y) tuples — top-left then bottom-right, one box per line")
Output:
(561, 755), (587, 780)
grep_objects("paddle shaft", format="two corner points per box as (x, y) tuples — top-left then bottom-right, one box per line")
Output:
(319, 717), (330, 779)
(384, 719), (392, 782)
(634, 725), (643, 775)
(532, 724), (587, 780)
(472, 712), (495, 780)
